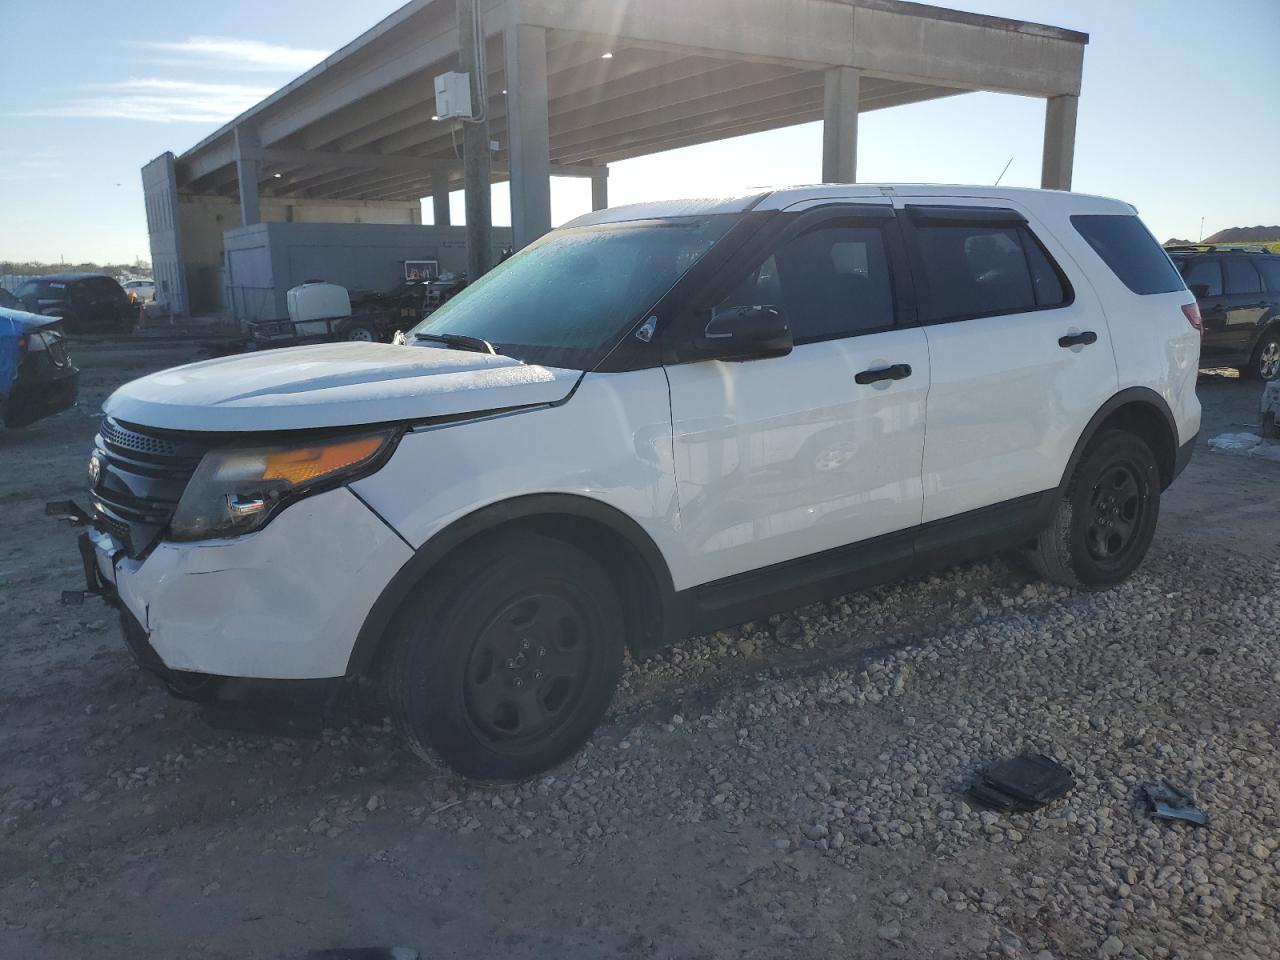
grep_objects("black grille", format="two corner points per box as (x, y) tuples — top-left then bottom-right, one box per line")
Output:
(100, 417), (183, 457)
(90, 418), (214, 558)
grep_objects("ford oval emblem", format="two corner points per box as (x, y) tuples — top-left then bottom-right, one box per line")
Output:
(88, 454), (102, 488)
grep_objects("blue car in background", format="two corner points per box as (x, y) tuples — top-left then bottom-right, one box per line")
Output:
(0, 296), (79, 429)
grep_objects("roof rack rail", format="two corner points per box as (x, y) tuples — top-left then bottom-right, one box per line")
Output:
(1163, 243), (1272, 255)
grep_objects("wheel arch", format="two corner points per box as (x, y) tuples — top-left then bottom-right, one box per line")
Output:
(1060, 387), (1180, 493)
(345, 494), (684, 677)
(1248, 316), (1280, 367)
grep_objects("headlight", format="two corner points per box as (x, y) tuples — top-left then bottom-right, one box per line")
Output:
(170, 429), (397, 541)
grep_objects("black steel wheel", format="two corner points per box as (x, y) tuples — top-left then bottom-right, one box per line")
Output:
(1028, 430), (1161, 590)
(385, 532), (623, 781)
(1083, 462), (1147, 567)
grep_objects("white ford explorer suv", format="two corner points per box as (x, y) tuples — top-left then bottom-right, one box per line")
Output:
(75, 185), (1201, 780)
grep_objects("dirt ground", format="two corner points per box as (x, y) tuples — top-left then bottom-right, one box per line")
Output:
(1, 339), (1277, 960)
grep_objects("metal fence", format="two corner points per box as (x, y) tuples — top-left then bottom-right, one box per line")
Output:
(0, 274), (35, 294)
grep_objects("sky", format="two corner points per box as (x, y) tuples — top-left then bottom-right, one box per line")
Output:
(0, 0), (1277, 264)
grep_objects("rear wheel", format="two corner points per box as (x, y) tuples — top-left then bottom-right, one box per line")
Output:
(1028, 431), (1161, 590)
(341, 323), (377, 343)
(1246, 331), (1280, 381)
(384, 532), (624, 781)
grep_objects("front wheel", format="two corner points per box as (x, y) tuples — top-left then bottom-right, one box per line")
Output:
(1028, 431), (1161, 590)
(384, 532), (624, 781)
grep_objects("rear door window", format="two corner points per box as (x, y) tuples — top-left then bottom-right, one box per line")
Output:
(1070, 214), (1185, 295)
(717, 222), (896, 343)
(1223, 258), (1263, 295)
(87, 277), (127, 301)
(1182, 258), (1223, 298)
(911, 222), (1068, 322)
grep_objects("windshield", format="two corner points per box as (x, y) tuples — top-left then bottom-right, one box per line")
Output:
(408, 215), (738, 369)
(16, 280), (67, 302)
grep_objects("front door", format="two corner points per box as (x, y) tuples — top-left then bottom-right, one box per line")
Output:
(664, 206), (930, 588)
(1221, 257), (1269, 361)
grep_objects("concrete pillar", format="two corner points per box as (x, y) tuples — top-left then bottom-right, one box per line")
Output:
(233, 126), (263, 226)
(1041, 94), (1078, 191)
(590, 166), (609, 211)
(505, 24), (552, 249)
(432, 174), (452, 225)
(822, 67), (860, 184)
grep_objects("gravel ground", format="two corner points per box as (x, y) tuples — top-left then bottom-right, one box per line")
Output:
(1, 343), (1277, 960)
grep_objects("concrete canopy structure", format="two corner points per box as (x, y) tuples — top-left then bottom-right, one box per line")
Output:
(145, 0), (1087, 318)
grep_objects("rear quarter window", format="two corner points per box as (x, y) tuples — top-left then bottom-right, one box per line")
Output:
(1257, 258), (1280, 293)
(1070, 214), (1185, 295)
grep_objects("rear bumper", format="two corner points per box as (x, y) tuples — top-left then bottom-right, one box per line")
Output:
(3, 368), (78, 427)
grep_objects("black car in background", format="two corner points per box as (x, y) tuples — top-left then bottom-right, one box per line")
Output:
(1166, 247), (1280, 380)
(14, 273), (135, 333)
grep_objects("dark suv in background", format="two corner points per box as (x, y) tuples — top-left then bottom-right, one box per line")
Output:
(1166, 247), (1280, 380)
(15, 273), (135, 334)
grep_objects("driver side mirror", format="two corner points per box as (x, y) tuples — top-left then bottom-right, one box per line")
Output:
(694, 304), (793, 361)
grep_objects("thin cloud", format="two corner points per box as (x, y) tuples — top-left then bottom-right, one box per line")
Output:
(16, 78), (276, 124)
(0, 149), (67, 181)
(132, 35), (327, 73)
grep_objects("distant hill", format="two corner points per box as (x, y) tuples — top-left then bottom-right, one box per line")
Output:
(1204, 226), (1280, 244)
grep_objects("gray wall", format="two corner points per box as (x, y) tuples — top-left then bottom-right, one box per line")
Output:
(222, 222), (511, 323)
(179, 196), (424, 315)
(141, 153), (189, 316)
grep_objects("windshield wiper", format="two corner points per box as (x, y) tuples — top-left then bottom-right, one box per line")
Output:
(413, 331), (497, 355)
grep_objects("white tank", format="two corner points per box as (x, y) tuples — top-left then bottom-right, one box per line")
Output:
(287, 282), (351, 336)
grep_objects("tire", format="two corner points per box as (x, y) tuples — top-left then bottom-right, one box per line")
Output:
(1028, 430), (1161, 590)
(384, 532), (624, 781)
(1245, 330), (1280, 382)
(341, 323), (377, 343)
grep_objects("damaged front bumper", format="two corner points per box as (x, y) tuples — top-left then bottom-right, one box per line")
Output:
(58, 486), (413, 725)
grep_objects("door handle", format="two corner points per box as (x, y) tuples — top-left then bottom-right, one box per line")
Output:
(1058, 331), (1098, 348)
(855, 363), (912, 385)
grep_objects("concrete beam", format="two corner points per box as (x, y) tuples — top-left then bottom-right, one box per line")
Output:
(512, 0), (857, 69)
(1040, 93), (1078, 191)
(234, 126), (263, 226)
(505, 24), (553, 249)
(263, 148), (460, 175)
(849, 3), (1085, 98)
(822, 66), (859, 183)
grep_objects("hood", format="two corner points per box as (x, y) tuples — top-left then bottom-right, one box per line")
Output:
(0, 305), (60, 335)
(103, 341), (581, 432)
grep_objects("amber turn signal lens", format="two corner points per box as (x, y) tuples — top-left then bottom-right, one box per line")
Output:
(261, 436), (384, 486)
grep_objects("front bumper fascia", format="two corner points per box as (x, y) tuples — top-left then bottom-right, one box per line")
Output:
(85, 486), (413, 680)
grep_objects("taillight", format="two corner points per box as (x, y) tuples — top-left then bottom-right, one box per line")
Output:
(16, 334), (28, 356)
(1181, 302), (1203, 334)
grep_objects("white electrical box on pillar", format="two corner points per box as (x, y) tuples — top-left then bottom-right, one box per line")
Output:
(433, 72), (473, 121)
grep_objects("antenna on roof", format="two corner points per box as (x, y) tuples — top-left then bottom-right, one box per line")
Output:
(993, 157), (1014, 187)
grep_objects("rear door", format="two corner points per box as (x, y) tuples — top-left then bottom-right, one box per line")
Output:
(84, 277), (131, 328)
(896, 200), (1118, 525)
(1221, 257), (1268, 360)
(664, 204), (930, 587)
